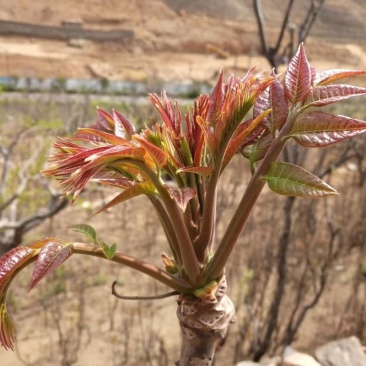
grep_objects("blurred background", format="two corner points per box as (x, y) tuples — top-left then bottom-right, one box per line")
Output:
(0, 1), (366, 365)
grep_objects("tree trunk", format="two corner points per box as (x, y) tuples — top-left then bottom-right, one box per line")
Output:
(176, 277), (235, 365)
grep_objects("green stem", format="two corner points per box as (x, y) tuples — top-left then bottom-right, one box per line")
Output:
(148, 195), (181, 265)
(195, 140), (227, 257)
(131, 160), (201, 284)
(73, 243), (192, 293)
(204, 111), (299, 281)
(196, 100), (256, 257)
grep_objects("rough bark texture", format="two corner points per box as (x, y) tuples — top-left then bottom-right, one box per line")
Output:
(176, 277), (235, 365)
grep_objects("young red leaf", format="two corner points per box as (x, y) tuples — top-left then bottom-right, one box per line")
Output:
(290, 111), (366, 147)
(314, 69), (366, 86)
(113, 109), (136, 140)
(269, 73), (288, 130)
(0, 247), (37, 351)
(177, 166), (213, 176)
(91, 181), (156, 216)
(223, 110), (271, 168)
(45, 145), (111, 176)
(310, 66), (317, 85)
(75, 127), (131, 146)
(307, 85), (366, 107)
(207, 69), (224, 123)
(253, 74), (288, 131)
(284, 43), (311, 104)
(149, 93), (180, 131)
(29, 238), (73, 291)
(264, 162), (338, 197)
(133, 135), (168, 168)
(253, 86), (270, 122)
(0, 247), (36, 293)
(164, 185), (196, 212)
(91, 172), (133, 189)
(193, 132), (205, 167)
(196, 115), (218, 152)
(96, 107), (114, 131)
(85, 145), (146, 166)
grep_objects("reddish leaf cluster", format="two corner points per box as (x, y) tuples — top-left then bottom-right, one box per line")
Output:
(0, 239), (72, 350)
(1, 44), (366, 351)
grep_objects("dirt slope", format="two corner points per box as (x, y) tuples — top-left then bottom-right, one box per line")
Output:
(0, 0), (365, 83)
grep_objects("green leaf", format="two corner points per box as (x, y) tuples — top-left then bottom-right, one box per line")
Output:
(241, 133), (273, 164)
(69, 224), (97, 244)
(101, 242), (117, 260)
(264, 162), (338, 198)
(0, 301), (14, 351)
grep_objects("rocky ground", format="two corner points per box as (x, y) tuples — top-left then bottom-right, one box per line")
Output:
(237, 336), (366, 366)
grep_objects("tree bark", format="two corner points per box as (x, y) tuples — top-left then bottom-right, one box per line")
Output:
(176, 277), (235, 365)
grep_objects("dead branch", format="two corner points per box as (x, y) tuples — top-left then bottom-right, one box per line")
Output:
(252, 0), (325, 70)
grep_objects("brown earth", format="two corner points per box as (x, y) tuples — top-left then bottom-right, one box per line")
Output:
(0, 0), (365, 83)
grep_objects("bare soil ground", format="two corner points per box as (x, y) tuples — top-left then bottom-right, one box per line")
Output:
(0, 0), (365, 83)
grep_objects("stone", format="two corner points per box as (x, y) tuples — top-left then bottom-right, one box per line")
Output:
(261, 357), (281, 366)
(235, 356), (280, 366)
(68, 38), (90, 48)
(315, 336), (366, 366)
(283, 346), (322, 366)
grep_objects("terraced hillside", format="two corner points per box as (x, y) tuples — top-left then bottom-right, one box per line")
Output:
(0, 0), (364, 82)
